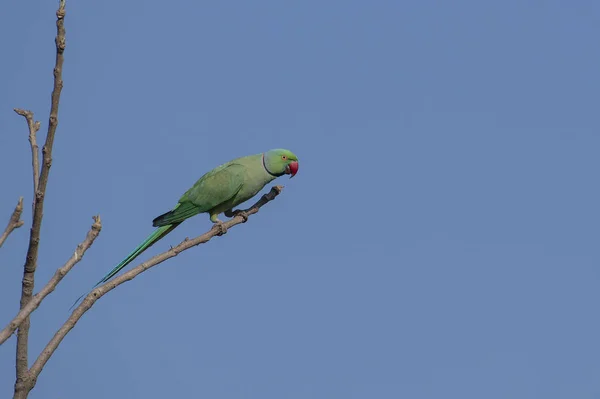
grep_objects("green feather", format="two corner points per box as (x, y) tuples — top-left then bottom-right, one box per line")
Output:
(98, 223), (178, 284)
(153, 202), (201, 226)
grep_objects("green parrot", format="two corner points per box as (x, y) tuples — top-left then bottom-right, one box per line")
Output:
(73, 148), (298, 306)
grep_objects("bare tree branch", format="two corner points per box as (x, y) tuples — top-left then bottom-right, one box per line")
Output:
(13, 110), (41, 198)
(14, 1), (66, 398)
(27, 186), (283, 385)
(0, 198), (25, 249)
(0, 216), (101, 346)
(7, 1), (288, 398)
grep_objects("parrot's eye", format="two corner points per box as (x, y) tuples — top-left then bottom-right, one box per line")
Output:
(281, 155), (287, 160)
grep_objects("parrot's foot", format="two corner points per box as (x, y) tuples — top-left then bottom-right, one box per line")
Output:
(225, 209), (249, 223)
(212, 221), (227, 236)
(233, 210), (249, 223)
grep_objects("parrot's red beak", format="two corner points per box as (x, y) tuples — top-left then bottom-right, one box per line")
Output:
(286, 161), (299, 178)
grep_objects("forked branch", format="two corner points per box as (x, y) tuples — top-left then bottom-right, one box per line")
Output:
(27, 186), (284, 381)
(0, 216), (102, 345)
(14, 1), (67, 398)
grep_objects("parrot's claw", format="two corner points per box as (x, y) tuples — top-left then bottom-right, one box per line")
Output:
(212, 221), (227, 236)
(224, 209), (249, 223)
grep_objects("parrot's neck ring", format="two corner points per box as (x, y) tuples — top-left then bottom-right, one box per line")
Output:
(262, 153), (284, 177)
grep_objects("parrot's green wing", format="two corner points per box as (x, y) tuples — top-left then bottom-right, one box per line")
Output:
(152, 163), (246, 227)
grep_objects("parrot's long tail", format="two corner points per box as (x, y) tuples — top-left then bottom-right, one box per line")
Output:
(69, 223), (180, 310)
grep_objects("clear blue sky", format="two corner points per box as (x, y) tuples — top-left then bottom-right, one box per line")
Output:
(1, 0), (600, 398)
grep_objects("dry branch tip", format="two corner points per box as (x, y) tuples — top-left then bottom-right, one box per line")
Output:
(0, 197), (25, 249)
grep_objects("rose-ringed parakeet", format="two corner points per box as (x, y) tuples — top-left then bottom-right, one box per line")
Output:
(73, 149), (298, 305)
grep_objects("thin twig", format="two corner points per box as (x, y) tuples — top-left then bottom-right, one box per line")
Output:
(0, 198), (25, 249)
(13, 109), (41, 198)
(0, 216), (101, 346)
(28, 185), (283, 382)
(14, 1), (66, 398)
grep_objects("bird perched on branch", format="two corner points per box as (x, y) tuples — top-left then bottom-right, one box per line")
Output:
(72, 148), (298, 306)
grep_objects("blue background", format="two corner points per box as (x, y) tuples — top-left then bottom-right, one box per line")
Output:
(2, 0), (600, 398)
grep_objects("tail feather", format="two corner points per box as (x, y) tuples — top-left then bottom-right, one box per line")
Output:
(153, 202), (200, 227)
(70, 223), (179, 310)
(96, 223), (179, 285)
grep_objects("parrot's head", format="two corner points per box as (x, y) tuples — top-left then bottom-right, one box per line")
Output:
(264, 149), (299, 178)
